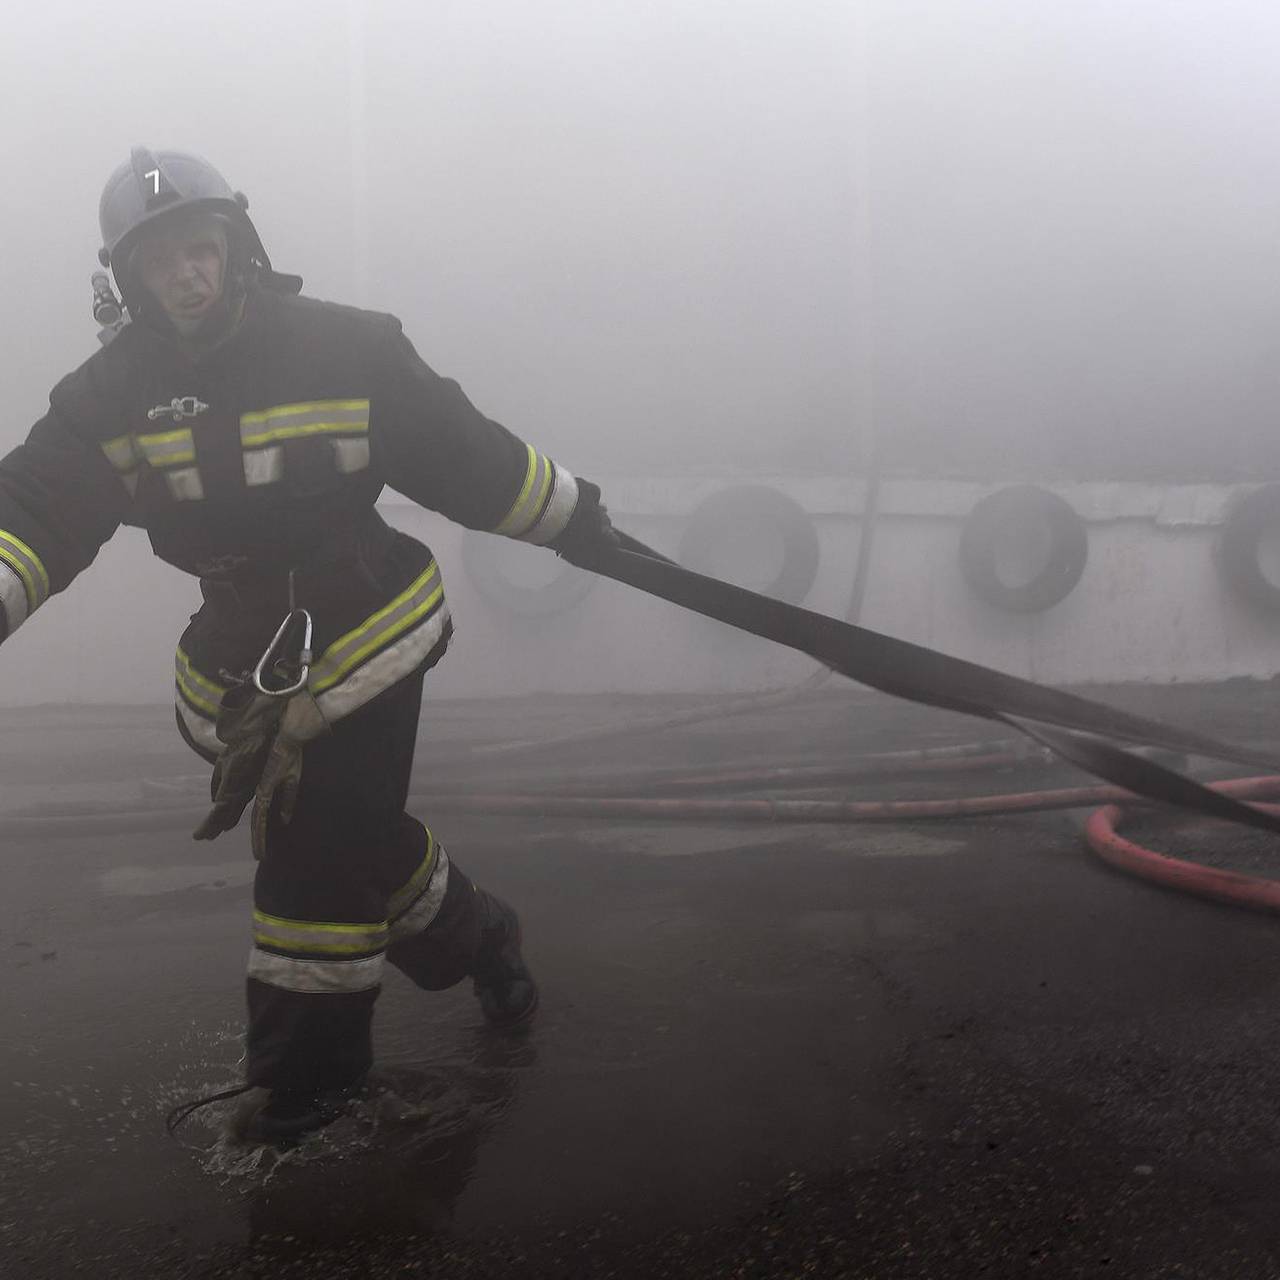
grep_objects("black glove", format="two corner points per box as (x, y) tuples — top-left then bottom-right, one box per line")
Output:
(192, 683), (287, 842)
(551, 478), (620, 569)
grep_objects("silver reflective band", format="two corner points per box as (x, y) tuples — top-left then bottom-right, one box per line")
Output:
(165, 467), (205, 501)
(314, 599), (451, 722)
(389, 847), (451, 943)
(243, 445), (284, 487)
(333, 437), (371, 474)
(0, 529), (50, 611)
(176, 697), (222, 757)
(175, 647), (226, 719)
(101, 433), (139, 471)
(0, 560), (28, 633)
(247, 949), (385, 994)
(310, 562), (443, 694)
(386, 833), (438, 921)
(520, 463), (579, 545)
(100, 435), (142, 497)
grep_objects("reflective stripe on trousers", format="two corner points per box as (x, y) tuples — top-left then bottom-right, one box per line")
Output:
(248, 842), (451, 995)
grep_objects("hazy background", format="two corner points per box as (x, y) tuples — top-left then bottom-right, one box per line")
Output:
(4, 0), (1280, 485)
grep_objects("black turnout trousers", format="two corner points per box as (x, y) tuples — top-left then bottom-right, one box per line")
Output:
(246, 665), (482, 1096)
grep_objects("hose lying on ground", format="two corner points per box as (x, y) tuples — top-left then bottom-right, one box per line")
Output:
(1085, 792), (1280, 916)
(10, 747), (1280, 918)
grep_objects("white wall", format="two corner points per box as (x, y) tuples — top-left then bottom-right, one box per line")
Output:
(0, 478), (1275, 707)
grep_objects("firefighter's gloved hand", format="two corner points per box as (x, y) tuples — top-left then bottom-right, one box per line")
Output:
(249, 688), (331, 861)
(552, 479), (620, 570)
(193, 684), (289, 841)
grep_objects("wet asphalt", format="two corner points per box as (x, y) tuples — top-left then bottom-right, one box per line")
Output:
(5, 683), (1280, 1278)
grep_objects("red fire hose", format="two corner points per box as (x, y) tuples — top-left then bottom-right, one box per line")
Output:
(12, 752), (1280, 919)
(1085, 789), (1280, 915)
(411, 771), (1280, 916)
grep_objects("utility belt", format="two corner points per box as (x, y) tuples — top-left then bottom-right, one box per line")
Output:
(198, 510), (398, 620)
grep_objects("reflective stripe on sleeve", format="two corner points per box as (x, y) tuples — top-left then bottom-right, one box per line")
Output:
(0, 529), (50, 613)
(247, 949), (385, 994)
(388, 846), (451, 943)
(252, 910), (388, 958)
(492, 445), (552, 538)
(0, 560), (29, 633)
(517, 462), (580, 546)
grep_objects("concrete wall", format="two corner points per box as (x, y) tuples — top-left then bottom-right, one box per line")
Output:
(0, 477), (1276, 707)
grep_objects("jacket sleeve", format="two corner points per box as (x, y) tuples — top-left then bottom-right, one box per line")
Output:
(368, 317), (585, 545)
(0, 397), (127, 642)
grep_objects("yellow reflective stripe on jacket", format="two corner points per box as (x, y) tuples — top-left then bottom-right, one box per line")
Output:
(175, 647), (226, 718)
(135, 427), (196, 468)
(252, 910), (388, 957)
(386, 830), (439, 922)
(100, 433), (141, 472)
(0, 529), (50, 610)
(492, 444), (554, 538)
(240, 400), (370, 448)
(309, 561), (444, 694)
(100, 434), (143, 498)
(517, 463), (580, 546)
(388, 846), (451, 943)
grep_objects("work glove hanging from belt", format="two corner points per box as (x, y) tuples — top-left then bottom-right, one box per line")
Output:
(550, 479), (620, 570)
(192, 683), (330, 859)
(247, 688), (329, 860)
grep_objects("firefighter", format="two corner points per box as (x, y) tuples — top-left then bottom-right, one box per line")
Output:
(0, 148), (617, 1144)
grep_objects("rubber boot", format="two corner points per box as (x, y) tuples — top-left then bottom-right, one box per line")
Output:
(226, 1076), (366, 1147)
(471, 892), (539, 1028)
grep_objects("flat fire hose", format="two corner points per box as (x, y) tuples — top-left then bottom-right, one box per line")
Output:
(595, 533), (1280, 836)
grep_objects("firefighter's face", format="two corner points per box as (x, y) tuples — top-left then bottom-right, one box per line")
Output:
(134, 212), (228, 335)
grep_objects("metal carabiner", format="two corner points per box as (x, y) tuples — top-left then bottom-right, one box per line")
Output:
(252, 607), (314, 698)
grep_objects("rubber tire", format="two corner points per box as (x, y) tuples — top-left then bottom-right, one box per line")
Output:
(958, 485), (1088, 613)
(460, 530), (595, 618)
(678, 485), (820, 606)
(1219, 483), (1280, 614)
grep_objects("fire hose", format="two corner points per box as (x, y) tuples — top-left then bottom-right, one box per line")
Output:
(10, 532), (1280, 916)
(11, 744), (1280, 916)
(594, 532), (1280, 834)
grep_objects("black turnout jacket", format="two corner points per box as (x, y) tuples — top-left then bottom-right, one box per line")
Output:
(0, 287), (586, 756)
